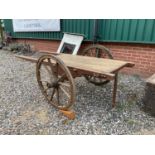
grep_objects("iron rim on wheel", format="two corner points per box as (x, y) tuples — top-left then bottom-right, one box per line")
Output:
(36, 54), (76, 110)
(82, 44), (113, 86)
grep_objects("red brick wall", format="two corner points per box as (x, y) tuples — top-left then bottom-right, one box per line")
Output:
(102, 43), (155, 77)
(15, 38), (155, 77)
(15, 39), (60, 52)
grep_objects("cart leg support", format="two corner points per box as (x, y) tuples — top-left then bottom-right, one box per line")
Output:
(112, 73), (118, 107)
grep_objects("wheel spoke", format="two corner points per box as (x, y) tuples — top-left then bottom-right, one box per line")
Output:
(49, 88), (56, 101)
(59, 81), (70, 87)
(90, 49), (93, 56)
(55, 63), (59, 78)
(57, 73), (66, 82)
(43, 65), (54, 81)
(59, 85), (70, 98)
(39, 80), (49, 84)
(96, 48), (100, 58)
(92, 76), (95, 81)
(47, 58), (57, 80)
(43, 64), (51, 74)
(43, 87), (50, 93)
(40, 80), (54, 89)
(56, 88), (59, 104)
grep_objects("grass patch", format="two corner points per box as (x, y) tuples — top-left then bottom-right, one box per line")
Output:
(124, 118), (139, 126)
(117, 100), (137, 112)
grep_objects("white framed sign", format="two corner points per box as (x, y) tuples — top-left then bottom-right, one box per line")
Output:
(12, 19), (60, 32)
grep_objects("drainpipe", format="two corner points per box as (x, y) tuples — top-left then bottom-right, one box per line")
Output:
(93, 19), (101, 57)
(93, 19), (99, 44)
(0, 19), (4, 41)
(0, 20), (2, 41)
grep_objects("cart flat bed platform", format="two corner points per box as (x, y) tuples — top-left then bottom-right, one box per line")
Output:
(17, 53), (134, 80)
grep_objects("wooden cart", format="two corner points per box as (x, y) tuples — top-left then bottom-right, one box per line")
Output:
(16, 44), (134, 119)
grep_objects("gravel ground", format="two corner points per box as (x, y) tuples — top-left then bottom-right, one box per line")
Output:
(0, 49), (155, 135)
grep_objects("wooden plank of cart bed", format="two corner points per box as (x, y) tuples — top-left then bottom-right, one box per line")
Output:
(15, 55), (115, 80)
(16, 55), (39, 63)
(58, 54), (134, 73)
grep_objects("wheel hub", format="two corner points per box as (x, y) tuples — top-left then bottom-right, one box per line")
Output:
(51, 81), (59, 88)
(46, 81), (59, 88)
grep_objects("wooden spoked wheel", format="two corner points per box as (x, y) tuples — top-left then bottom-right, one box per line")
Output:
(36, 55), (75, 110)
(82, 44), (113, 86)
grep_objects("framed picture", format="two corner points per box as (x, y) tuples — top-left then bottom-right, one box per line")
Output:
(57, 33), (84, 55)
